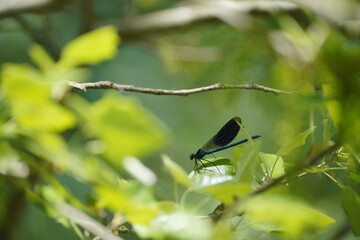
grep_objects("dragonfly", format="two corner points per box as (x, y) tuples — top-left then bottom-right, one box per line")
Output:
(190, 117), (260, 171)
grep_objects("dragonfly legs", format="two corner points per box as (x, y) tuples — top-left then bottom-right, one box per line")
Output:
(194, 158), (221, 174)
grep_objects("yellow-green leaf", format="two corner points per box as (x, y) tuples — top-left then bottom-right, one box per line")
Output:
(258, 153), (285, 178)
(134, 211), (212, 240)
(96, 185), (158, 225)
(204, 182), (252, 205)
(1, 63), (75, 131)
(86, 93), (167, 165)
(59, 26), (120, 67)
(12, 101), (75, 131)
(162, 155), (191, 187)
(276, 126), (316, 156)
(342, 187), (360, 236)
(2, 63), (50, 101)
(29, 44), (55, 71)
(243, 194), (335, 237)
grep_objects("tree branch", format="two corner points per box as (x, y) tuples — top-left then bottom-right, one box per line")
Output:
(68, 81), (294, 96)
(57, 203), (122, 240)
(119, 0), (299, 36)
(218, 143), (339, 221)
(0, 0), (73, 19)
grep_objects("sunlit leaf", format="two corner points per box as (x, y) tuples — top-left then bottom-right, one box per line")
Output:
(258, 153), (285, 178)
(276, 126), (316, 156)
(204, 182), (252, 205)
(59, 26), (120, 67)
(96, 185), (158, 225)
(191, 173), (233, 189)
(26, 133), (87, 180)
(2, 63), (50, 101)
(134, 211), (212, 240)
(1, 64), (76, 131)
(242, 194), (334, 236)
(12, 101), (75, 131)
(212, 221), (235, 240)
(342, 187), (360, 236)
(232, 144), (260, 182)
(86, 93), (167, 165)
(162, 155), (192, 187)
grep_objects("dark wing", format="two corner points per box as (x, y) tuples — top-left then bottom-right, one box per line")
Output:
(202, 117), (242, 150)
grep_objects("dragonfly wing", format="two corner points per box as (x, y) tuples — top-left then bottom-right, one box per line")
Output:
(202, 117), (242, 150)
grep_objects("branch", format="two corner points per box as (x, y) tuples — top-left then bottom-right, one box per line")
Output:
(68, 81), (294, 96)
(0, 0), (73, 19)
(218, 143), (339, 221)
(119, 0), (299, 35)
(57, 203), (122, 240)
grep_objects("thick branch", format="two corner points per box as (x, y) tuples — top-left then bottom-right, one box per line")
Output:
(119, 0), (299, 35)
(68, 81), (294, 96)
(0, 0), (73, 18)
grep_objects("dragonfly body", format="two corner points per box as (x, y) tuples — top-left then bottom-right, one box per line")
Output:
(190, 117), (260, 169)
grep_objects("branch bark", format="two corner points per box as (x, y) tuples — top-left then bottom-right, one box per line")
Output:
(119, 0), (299, 36)
(68, 81), (294, 96)
(0, 0), (73, 18)
(57, 203), (122, 240)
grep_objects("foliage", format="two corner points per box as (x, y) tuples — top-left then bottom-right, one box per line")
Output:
(1, 1), (360, 240)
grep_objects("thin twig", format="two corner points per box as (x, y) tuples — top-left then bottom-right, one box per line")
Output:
(68, 81), (294, 96)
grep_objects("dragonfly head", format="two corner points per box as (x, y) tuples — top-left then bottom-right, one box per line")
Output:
(190, 153), (196, 160)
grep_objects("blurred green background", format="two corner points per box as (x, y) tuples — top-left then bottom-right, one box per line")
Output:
(1, 0), (360, 239)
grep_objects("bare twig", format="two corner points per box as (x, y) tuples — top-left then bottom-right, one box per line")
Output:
(68, 81), (294, 96)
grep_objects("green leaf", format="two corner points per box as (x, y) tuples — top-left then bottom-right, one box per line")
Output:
(1, 63), (75, 131)
(232, 144), (260, 182)
(258, 153), (285, 178)
(191, 174), (234, 189)
(29, 44), (55, 71)
(189, 158), (234, 176)
(276, 126), (316, 156)
(342, 187), (360, 236)
(12, 101), (75, 132)
(212, 221), (235, 240)
(2, 63), (50, 101)
(96, 184), (158, 225)
(133, 211), (212, 240)
(323, 117), (331, 144)
(204, 182), (252, 205)
(59, 26), (120, 67)
(86, 93), (167, 165)
(242, 194), (335, 237)
(162, 154), (192, 187)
